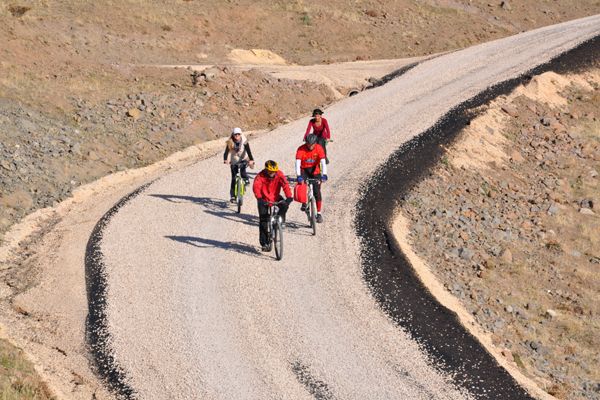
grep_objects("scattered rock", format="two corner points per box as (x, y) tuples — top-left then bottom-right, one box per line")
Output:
(545, 309), (557, 319)
(500, 248), (513, 263)
(459, 247), (475, 260)
(127, 108), (142, 120)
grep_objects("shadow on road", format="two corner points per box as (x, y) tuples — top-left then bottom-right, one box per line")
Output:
(149, 194), (228, 210)
(149, 193), (305, 232)
(165, 235), (270, 259)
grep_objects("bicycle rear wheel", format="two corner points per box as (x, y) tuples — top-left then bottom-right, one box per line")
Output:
(310, 197), (317, 236)
(273, 220), (283, 260)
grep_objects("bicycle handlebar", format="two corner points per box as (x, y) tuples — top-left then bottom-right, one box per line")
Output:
(265, 200), (287, 207)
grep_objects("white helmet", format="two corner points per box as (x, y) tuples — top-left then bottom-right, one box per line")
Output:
(231, 127), (242, 136)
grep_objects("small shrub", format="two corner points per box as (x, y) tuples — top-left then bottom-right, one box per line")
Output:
(301, 12), (311, 26)
(8, 5), (31, 17)
(161, 24), (173, 32)
(545, 240), (562, 253)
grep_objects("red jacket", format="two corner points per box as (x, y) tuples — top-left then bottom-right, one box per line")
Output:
(296, 143), (326, 174)
(253, 170), (292, 202)
(303, 117), (331, 140)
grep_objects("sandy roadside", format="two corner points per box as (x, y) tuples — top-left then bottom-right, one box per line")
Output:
(0, 56), (424, 398)
(0, 130), (263, 398)
(392, 67), (599, 400)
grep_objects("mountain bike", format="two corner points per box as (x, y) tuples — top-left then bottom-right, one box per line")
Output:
(266, 200), (286, 260)
(232, 160), (249, 214)
(304, 178), (320, 236)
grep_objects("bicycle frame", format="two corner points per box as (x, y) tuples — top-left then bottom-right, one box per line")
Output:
(233, 160), (248, 213)
(266, 200), (286, 260)
(303, 178), (320, 236)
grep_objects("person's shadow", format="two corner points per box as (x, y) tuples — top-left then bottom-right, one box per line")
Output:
(165, 235), (270, 260)
(149, 193), (304, 231)
(149, 194), (228, 210)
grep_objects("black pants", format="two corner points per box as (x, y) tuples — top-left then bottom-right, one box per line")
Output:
(230, 162), (249, 197)
(317, 136), (328, 162)
(301, 168), (322, 202)
(258, 199), (289, 246)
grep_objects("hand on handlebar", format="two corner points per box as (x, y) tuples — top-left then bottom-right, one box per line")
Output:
(249, 160), (255, 169)
(285, 197), (293, 205)
(224, 159), (230, 165)
(321, 174), (328, 182)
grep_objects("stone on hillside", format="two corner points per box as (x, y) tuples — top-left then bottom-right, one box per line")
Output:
(127, 108), (142, 120)
(590, 169), (598, 178)
(580, 199), (594, 209)
(510, 150), (524, 163)
(87, 151), (100, 161)
(540, 117), (554, 126)
(500, 1), (512, 10)
(459, 247), (474, 260)
(547, 204), (560, 215)
(500, 248), (513, 263)
(501, 104), (518, 117)
(201, 67), (220, 81)
(545, 309), (557, 319)
(579, 208), (595, 215)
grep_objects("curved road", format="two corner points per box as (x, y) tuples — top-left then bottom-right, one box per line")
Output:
(93, 16), (600, 399)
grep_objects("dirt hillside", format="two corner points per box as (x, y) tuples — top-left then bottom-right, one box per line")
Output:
(1, 1), (600, 399)
(400, 67), (600, 399)
(2, 0), (600, 237)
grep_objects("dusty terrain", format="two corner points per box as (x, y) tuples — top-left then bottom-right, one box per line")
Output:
(400, 68), (600, 399)
(1, 0), (600, 399)
(1, 18), (596, 399)
(2, 0), (600, 237)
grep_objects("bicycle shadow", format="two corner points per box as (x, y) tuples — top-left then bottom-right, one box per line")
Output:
(149, 194), (228, 210)
(165, 235), (270, 259)
(150, 193), (305, 231)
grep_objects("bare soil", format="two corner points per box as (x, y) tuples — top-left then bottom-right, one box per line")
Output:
(1, 1), (600, 399)
(400, 68), (600, 399)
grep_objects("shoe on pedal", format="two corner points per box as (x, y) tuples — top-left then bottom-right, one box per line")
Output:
(316, 213), (323, 223)
(300, 203), (307, 212)
(230, 196), (236, 203)
(244, 178), (250, 186)
(261, 244), (271, 252)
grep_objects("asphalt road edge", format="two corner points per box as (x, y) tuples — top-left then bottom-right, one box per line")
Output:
(85, 182), (154, 399)
(355, 35), (599, 399)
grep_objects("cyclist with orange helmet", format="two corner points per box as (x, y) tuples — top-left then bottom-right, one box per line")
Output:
(296, 134), (327, 223)
(253, 160), (294, 251)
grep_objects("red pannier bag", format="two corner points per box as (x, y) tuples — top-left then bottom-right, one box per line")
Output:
(294, 182), (308, 203)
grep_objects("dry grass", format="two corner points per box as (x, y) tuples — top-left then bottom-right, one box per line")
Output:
(0, 339), (53, 400)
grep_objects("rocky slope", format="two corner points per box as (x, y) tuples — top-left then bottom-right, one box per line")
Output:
(0, 67), (334, 236)
(401, 68), (599, 399)
(2, 0), (599, 238)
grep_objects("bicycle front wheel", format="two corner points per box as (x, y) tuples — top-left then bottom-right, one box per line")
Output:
(310, 197), (317, 236)
(236, 180), (243, 213)
(274, 221), (283, 260)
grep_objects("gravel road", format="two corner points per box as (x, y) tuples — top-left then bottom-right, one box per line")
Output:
(94, 15), (600, 399)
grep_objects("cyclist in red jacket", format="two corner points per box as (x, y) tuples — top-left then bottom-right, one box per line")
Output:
(304, 108), (331, 163)
(296, 134), (328, 223)
(253, 160), (293, 251)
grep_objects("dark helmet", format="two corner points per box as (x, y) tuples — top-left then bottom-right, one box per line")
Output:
(312, 108), (323, 117)
(265, 160), (279, 172)
(306, 134), (318, 145)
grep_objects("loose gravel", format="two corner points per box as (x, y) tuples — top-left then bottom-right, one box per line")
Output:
(96, 16), (600, 399)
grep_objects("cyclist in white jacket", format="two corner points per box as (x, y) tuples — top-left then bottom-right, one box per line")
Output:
(224, 127), (255, 202)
